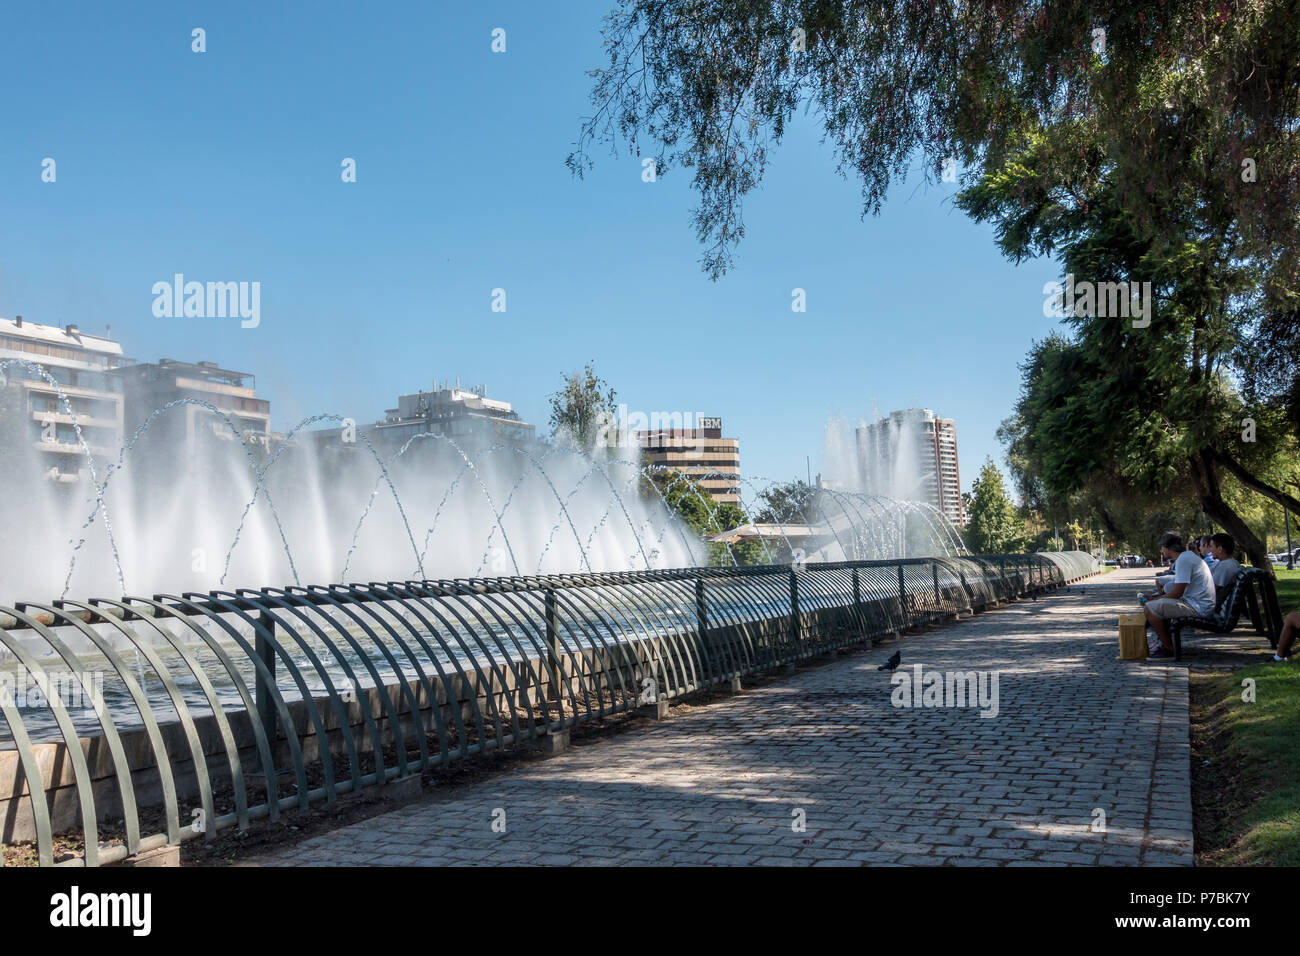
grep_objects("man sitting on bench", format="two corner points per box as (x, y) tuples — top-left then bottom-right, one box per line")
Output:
(1208, 533), (1243, 604)
(1140, 532), (1217, 659)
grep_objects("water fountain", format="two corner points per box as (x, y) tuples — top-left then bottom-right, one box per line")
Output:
(0, 384), (965, 602)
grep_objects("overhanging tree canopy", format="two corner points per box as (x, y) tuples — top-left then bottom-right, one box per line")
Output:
(571, 0), (1300, 297)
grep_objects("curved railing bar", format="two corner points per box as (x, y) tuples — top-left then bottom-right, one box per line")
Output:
(82, 597), (237, 837)
(192, 591), (340, 803)
(16, 603), (147, 855)
(302, 585), (434, 770)
(389, 582), (508, 753)
(418, 581), (522, 748)
(437, 583), (548, 739)
(249, 587), (400, 782)
(0, 650), (56, 865)
(0, 608), (103, 866)
(152, 594), (304, 813)
(111, 595), (277, 828)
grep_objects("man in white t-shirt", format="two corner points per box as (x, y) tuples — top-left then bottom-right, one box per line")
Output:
(1141, 532), (1217, 658)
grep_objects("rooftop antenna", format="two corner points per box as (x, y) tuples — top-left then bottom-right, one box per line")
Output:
(871, 394), (880, 423)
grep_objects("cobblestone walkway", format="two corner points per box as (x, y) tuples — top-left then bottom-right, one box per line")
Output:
(253, 568), (1193, 866)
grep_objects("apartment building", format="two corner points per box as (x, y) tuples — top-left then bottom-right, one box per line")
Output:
(0, 316), (126, 482)
(855, 408), (965, 526)
(114, 359), (272, 447)
(310, 379), (536, 456)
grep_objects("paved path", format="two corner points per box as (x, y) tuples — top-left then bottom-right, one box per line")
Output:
(254, 568), (1193, 866)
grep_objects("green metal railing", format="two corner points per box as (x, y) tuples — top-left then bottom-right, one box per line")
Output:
(0, 551), (1097, 866)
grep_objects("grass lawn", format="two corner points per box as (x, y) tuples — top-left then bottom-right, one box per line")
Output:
(1193, 662), (1300, 865)
(1274, 567), (1299, 610)
(1190, 568), (1299, 865)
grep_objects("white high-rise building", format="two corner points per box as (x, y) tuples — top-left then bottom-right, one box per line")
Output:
(855, 408), (965, 526)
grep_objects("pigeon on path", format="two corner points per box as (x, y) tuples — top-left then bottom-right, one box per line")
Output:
(877, 650), (901, 672)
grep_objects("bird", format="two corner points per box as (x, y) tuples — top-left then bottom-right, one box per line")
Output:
(877, 650), (901, 672)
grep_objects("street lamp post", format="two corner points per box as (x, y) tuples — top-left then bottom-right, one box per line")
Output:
(1287, 478), (1298, 571)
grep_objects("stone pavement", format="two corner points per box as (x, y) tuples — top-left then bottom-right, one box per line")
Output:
(253, 567), (1194, 866)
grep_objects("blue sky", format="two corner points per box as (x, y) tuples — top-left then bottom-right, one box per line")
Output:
(0, 0), (1066, 490)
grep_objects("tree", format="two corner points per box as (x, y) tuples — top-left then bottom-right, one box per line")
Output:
(571, 1), (1300, 295)
(1240, 307), (1300, 442)
(1064, 520), (1087, 551)
(572, 0), (1300, 563)
(978, 169), (1300, 568)
(966, 458), (1023, 554)
(753, 479), (816, 525)
(642, 468), (766, 565)
(548, 362), (617, 452)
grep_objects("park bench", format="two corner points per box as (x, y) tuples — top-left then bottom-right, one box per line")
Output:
(1169, 567), (1285, 661)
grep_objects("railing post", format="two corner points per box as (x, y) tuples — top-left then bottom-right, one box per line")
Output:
(897, 564), (908, 631)
(932, 561), (941, 613)
(545, 589), (563, 721)
(255, 610), (278, 750)
(695, 577), (710, 677)
(789, 568), (801, 649)
(852, 567), (863, 634)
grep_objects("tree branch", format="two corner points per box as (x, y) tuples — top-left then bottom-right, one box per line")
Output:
(1211, 448), (1300, 513)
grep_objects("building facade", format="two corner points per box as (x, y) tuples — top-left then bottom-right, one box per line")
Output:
(635, 416), (741, 504)
(114, 359), (271, 448)
(0, 316), (126, 483)
(311, 379), (535, 455)
(855, 408), (965, 526)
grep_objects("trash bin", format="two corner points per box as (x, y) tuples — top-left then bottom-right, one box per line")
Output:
(1118, 613), (1148, 660)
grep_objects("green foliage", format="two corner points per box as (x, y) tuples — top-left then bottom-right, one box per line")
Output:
(548, 362), (617, 452)
(573, 1), (1300, 297)
(966, 458), (1023, 554)
(753, 479), (816, 525)
(977, 166), (1300, 566)
(573, 0), (1300, 563)
(641, 469), (766, 565)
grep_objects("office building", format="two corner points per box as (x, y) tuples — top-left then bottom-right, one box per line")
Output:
(635, 416), (741, 504)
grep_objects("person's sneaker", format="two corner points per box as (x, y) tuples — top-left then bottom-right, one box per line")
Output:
(1149, 646), (1174, 659)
